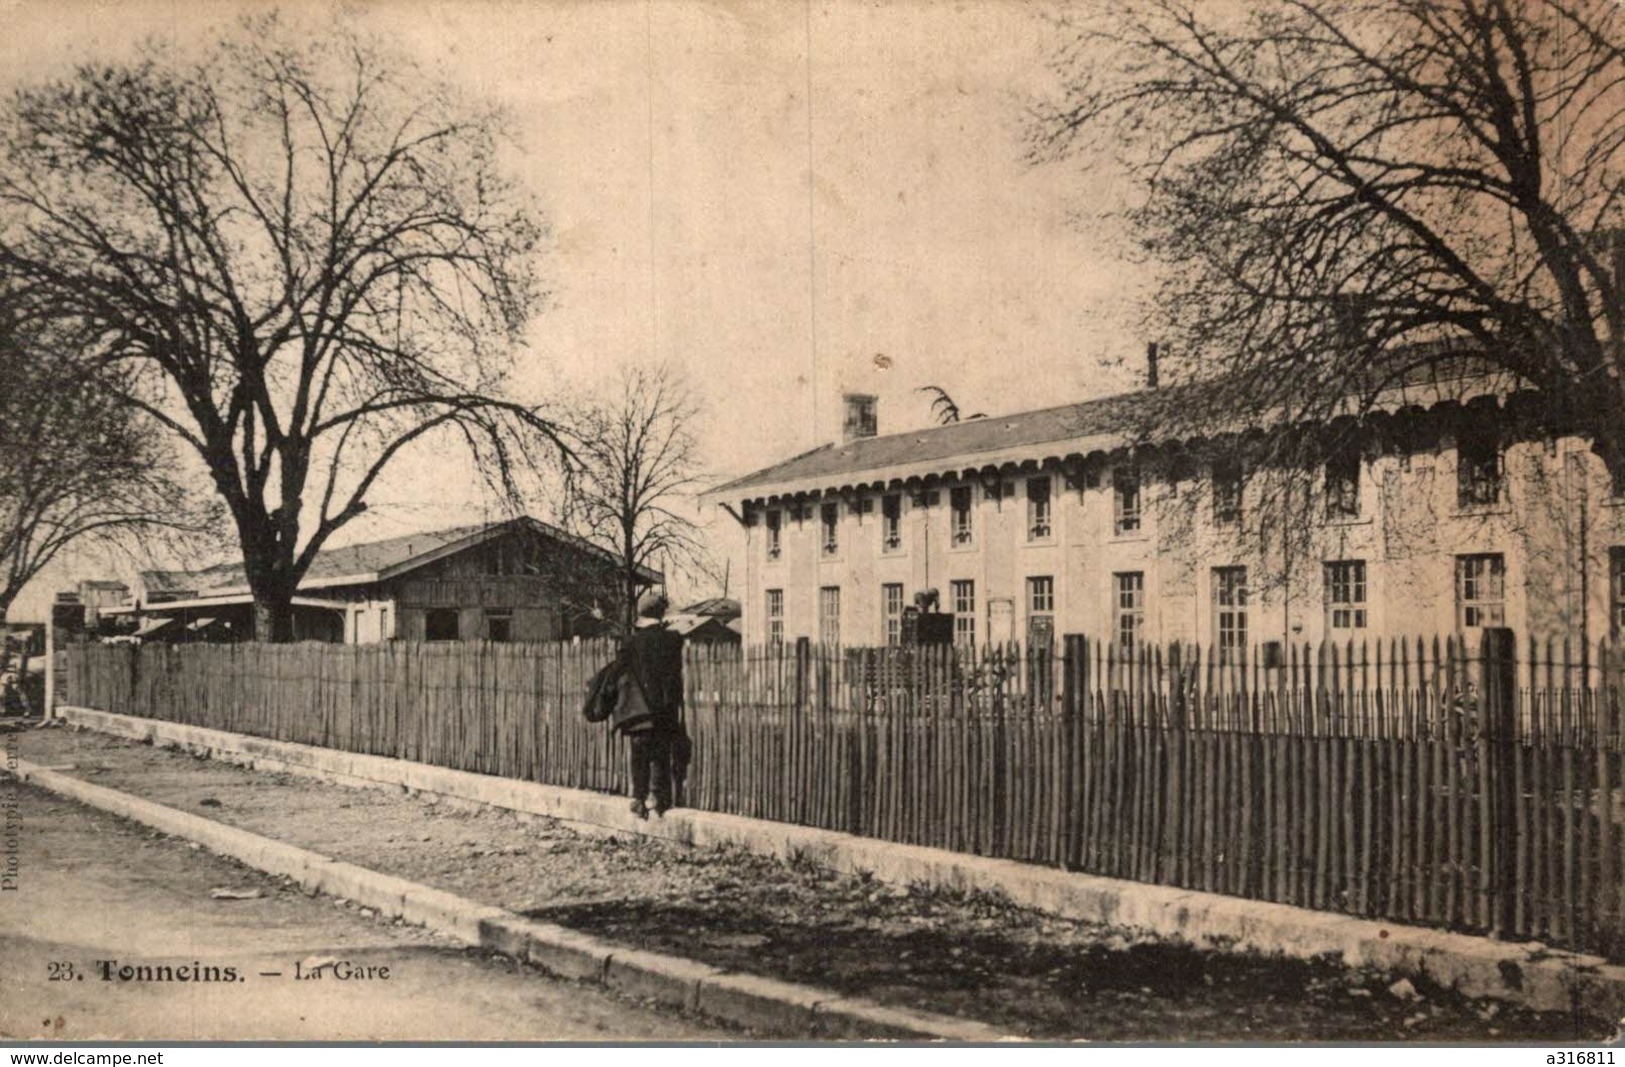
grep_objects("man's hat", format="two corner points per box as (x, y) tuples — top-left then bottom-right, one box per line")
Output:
(637, 590), (669, 619)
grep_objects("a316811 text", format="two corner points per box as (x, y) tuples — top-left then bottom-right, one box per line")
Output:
(3, 736), (19, 892)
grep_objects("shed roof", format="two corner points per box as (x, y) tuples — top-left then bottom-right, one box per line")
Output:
(139, 517), (660, 601)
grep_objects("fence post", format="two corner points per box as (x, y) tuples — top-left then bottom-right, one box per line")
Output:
(1062, 634), (1086, 869)
(43, 617), (55, 720)
(794, 636), (810, 713)
(1480, 626), (1517, 938)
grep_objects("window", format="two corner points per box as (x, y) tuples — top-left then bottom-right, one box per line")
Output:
(1027, 575), (1056, 645)
(950, 486), (974, 545)
(951, 579), (976, 647)
(1612, 549), (1625, 638)
(1213, 460), (1242, 525)
(844, 395), (877, 439)
(485, 611), (513, 642)
(820, 502), (839, 556)
(1026, 477), (1052, 540)
(1457, 554), (1505, 629)
(765, 510), (782, 561)
(819, 586), (841, 647)
(1458, 428), (1503, 507)
(1114, 572), (1145, 652)
(883, 583), (905, 646)
(881, 494), (903, 553)
(1027, 577), (1058, 669)
(1324, 561), (1367, 630)
(1325, 447), (1360, 518)
(1028, 575), (1055, 616)
(765, 589), (785, 646)
(425, 609), (460, 642)
(1113, 465), (1141, 535)
(1212, 567), (1248, 663)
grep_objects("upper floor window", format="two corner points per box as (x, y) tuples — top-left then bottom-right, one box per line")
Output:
(1213, 459), (1243, 526)
(881, 494), (903, 553)
(765, 589), (785, 646)
(951, 579), (976, 647)
(1457, 554), (1505, 629)
(1114, 572), (1145, 653)
(1325, 447), (1360, 519)
(882, 583), (905, 646)
(484, 542), (515, 576)
(1457, 427), (1503, 507)
(950, 486), (974, 546)
(1026, 477), (1053, 540)
(1113, 465), (1141, 535)
(1325, 560), (1367, 630)
(820, 502), (839, 556)
(1212, 566), (1248, 664)
(765, 510), (782, 561)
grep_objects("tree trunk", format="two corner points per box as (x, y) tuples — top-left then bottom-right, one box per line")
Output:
(252, 598), (295, 643)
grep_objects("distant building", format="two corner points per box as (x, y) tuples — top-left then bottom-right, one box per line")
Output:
(105, 517), (658, 644)
(707, 366), (1625, 651)
(664, 597), (742, 645)
(51, 579), (134, 640)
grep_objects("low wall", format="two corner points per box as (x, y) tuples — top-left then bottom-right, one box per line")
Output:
(54, 704), (1625, 1019)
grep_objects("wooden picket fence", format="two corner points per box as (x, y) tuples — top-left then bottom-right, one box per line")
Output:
(63, 631), (1625, 960)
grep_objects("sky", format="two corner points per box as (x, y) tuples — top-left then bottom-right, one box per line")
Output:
(0, 0), (1150, 619)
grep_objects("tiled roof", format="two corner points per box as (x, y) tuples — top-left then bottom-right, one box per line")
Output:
(710, 388), (1155, 498)
(679, 597), (740, 619)
(181, 523), (497, 591)
(145, 517), (657, 598)
(710, 351), (1518, 501)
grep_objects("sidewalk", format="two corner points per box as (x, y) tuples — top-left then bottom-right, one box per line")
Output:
(8, 717), (1614, 1042)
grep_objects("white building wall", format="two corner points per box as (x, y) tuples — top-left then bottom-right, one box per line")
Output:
(729, 430), (1625, 650)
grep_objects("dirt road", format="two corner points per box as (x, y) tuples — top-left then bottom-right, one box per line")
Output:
(0, 784), (733, 1042)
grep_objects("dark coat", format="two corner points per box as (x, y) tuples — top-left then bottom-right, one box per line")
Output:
(584, 623), (684, 736)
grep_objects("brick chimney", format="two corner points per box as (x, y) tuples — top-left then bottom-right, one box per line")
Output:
(842, 393), (878, 443)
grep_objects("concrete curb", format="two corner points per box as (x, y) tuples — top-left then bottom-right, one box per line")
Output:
(10, 757), (1007, 1042)
(50, 705), (1625, 1021)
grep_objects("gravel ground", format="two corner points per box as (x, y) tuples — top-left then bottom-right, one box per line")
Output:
(13, 722), (1614, 1043)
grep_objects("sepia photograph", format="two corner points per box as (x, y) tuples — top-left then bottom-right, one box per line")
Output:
(1, 0), (1624, 1048)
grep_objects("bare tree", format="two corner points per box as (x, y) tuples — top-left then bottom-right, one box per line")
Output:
(0, 283), (199, 621)
(571, 365), (711, 633)
(1034, 0), (1625, 481)
(0, 16), (566, 640)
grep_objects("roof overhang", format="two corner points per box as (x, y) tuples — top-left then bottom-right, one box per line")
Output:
(703, 372), (1533, 508)
(118, 594), (353, 614)
(702, 430), (1125, 508)
(148, 518), (663, 601)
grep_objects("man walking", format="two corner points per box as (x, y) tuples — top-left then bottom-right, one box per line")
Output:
(610, 591), (686, 818)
